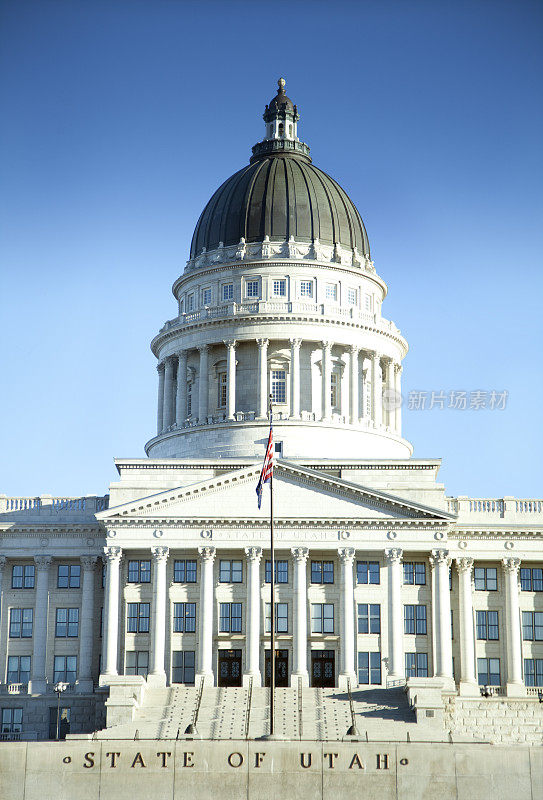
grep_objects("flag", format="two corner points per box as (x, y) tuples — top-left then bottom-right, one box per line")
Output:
(256, 423), (273, 509)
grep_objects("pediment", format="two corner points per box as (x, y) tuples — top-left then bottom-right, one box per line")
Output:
(97, 461), (455, 524)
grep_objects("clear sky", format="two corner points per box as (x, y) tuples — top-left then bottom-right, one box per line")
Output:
(0, 0), (542, 499)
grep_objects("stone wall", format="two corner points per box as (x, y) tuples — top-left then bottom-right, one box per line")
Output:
(0, 740), (540, 799)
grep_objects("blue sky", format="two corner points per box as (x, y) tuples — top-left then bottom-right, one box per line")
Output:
(0, 0), (542, 499)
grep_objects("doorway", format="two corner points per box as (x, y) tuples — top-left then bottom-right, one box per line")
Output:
(265, 649), (289, 687)
(311, 650), (335, 687)
(218, 649), (242, 687)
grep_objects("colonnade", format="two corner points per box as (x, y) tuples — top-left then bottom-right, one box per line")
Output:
(155, 339), (403, 435)
(98, 545), (526, 692)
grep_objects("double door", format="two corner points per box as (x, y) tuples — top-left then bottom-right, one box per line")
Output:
(265, 649), (289, 687)
(218, 649), (242, 687)
(311, 651), (335, 687)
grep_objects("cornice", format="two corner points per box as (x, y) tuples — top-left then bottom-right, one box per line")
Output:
(103, 517), (449, 530)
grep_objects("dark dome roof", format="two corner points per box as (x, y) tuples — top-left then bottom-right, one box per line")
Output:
(190, 154), (370, 258)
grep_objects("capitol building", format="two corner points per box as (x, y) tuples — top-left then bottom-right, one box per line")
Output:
(0, 80), (542, 748)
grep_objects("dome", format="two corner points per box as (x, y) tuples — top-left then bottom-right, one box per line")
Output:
(190, 79), (370, 259)
(190, 156), (370, 258)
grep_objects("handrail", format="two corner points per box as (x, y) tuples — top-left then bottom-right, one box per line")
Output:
(346, 677), (359, 736)
(298, 676), (303, 740)
(245, 676), (253, 740)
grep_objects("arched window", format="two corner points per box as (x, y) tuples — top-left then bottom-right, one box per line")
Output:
(278, 123), (284, 138)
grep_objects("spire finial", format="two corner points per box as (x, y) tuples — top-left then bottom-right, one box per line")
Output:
(278, 77), (286, 94)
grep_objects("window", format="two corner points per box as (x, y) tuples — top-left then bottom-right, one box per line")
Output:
(474, 567), (498, 591)
(187, 294), (194, 311)
(246, 280), (259, 298)
(127, 603), (150, 633)
(201, 287), (211, 306)
(219, 560), (242, 583)
(325, 283), (337, 302)
(9, 608), (33, 638)
(311, 561), (334, 584)
(300, 280), (313, 298)
(11, 565), (35, 589)
(57, 564), (81, 589)
(311, 603), (334, 634)
(405, 652), (428, 678)
(172, 651), (195, 684)
(404, 605), (427, 635)
(524, 658), (543, 687)
(273, 279), (286, 297)
(217, 372), (227, 408)
(179, 298), (185, 314)
(219, 602), (242, 633)
(522, 611), (543, 641)
(173, 559), (197, 583)
(520, 568), (543, 592)
(265, 602), (288, 633)
(477, 657), (500, 686)
(7, 656), (31, 684)
(127, 560), (151, 583)
(55, 608), (79, 638)
(278, 123), (284, 137)
(187, 381), (192, 416)
(53, 655), (77, 684)
(357, 604), (381, 634)
(125, 651), (149, 677)
(403, 562), (426, 585)
(222, 283), (234, 301)
(364, 293), (373, 312)
(330, 372), (340, 409)
(357, 561), (380, 584)
(347, 288), (357, 306)
(271, 370), (286, 404)
(476, 610), (499, 640)
(1, 708), (23, 735)
(173, 603), (196, 633)
(358, 652), (381, 685)
(265, 560), (288, 583)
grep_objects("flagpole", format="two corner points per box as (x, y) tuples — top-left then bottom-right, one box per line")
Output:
(269, 394), (275, 737)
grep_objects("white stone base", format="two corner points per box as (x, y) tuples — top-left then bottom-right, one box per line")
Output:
(338, 673), (357, 691)
(506, 682), (527, 697)
(146, 672), (167, 688)
(458, 681), (480, 697)
(243, 672), (262, 687)
(195, 672), (215, 687)
(290, 672), (309, 687)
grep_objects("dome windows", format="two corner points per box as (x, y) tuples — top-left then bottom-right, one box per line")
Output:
(222, 283), (234, 302)
(245, 279), (260, 299)
(300, 280), (313, 298)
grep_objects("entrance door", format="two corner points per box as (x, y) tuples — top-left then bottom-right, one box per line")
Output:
(265, 649), (289, 687)
(311, 651), (335, 687)
(218, 649), (242, 687)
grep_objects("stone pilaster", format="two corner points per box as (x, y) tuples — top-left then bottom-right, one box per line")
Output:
(30, 555), (52, 693)
(198, 346), (209, 423)
(163, 356), (175, 429)
(196, 546), (216, 685)
(256, 339), (269, 419)
(148, 546), (169, 687)
(156, 361), (165, 434)
(455, 557), (477, 695)
(321, 341), (332, 421)
(349, 346), (359, 425)
(224, 340), (237, 421)
(99, 546), (123, 684)
(289, 338), (302, 419)
(77, 555), (97, 693)
(502, 557), (525, 696)
(371, 352), (382, 426)
(243, 546), (262, 686)
(338, 547), (357, 688)
(430, 549), (454, 688)
(291, 547), (309, 686)
(176, 350), (188, 426)
(385, 548), (403, 680)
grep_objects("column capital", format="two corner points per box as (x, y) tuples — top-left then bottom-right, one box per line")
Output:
(256, 338), (269, 349)
(430, 549), (451, 567)
(289, 338), (302, 349)
(372, 350), (381, 361)
(321, 340), (332, 352)
(291, 546), (309, 562)
(151, 545), (169, 563)
(244, 546), (262, 563)
(385, 547), (403, 565)
(164, 354), (176, 367)
(34, 555), (53, 571)
(455, 556), (474, 574)
(394, 362), (403, 375)
(156, 360), (165, 373)
(223, 339), (237, 349)
(338, 547), (356, 564)
(349, 344), (360, 356)
(198, 545), (216, 562)
(80, 555), (97, 571)
(177, 349), (188, 360)
(103, 545), (123, 563)
(502, 557), (521, 574)
(198, 344), (209, 354)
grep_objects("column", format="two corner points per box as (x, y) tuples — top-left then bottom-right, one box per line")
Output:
(321, 341), (332, 421)
(30, 555), (52, 693)
(349, 345), (359, 425)
(455, 557), (477, 694)
(196, 546), (216, 685)
(371, 352), (382, 426)
(157, 361), (165, 434)
(291, 547), (309, 686)
(244, 547), (262, 686)
(163, 356), (175, 429)
(384, 359), (395, 428)
(148, 546), (169, 687)
(288, 338), (302, 418)
(502, 558), (525, 696)
(224, 340), (237, 421)
(198, 345), (209, 423)
(394, 363), (402, 434)
(430, 549), (454, 685)
(100, 546), (122, 683)
(256, 338), (269, 419)
(176, 350), (188, 426)
(338, 548), (357, 688)
(385, 548), (404, 680)
(78, 556), (97, 693)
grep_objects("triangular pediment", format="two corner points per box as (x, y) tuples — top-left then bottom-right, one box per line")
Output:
(97, 461), (455, 524)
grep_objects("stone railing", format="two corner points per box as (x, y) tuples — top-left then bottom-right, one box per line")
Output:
(0, 495), (109, 515)
(157, 300), (401, 338)
(446, 496), (543, 521)
(2, 683), (29, 695)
